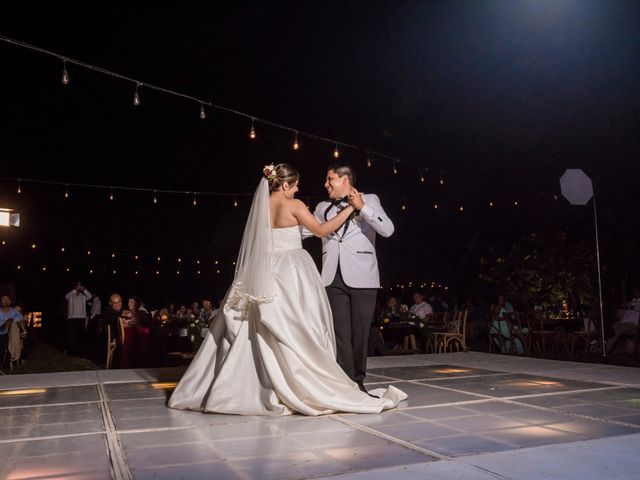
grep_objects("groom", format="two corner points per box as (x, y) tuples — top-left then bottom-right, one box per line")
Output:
(313, 163), (394, 393)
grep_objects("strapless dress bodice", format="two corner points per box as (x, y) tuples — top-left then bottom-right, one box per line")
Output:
(272, 226), (302, 251)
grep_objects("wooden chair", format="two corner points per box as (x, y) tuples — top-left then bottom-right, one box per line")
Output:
(105, 324), (117, 369)
(509, 312), (532, 355)
(434, 311), (468, 352)
(530, 310), (560, 356)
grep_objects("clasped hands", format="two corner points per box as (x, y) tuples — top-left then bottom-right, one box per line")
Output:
(346, 188), (365, 211)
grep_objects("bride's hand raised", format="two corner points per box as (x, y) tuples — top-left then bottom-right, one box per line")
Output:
(348, 188), (365, 211)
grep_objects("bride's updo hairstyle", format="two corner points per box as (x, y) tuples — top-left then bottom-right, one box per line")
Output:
(264, 163), (300, 194)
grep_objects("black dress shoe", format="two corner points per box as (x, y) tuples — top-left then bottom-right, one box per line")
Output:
(357, 381), (379, 398)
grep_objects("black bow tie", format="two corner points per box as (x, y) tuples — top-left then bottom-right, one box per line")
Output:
(331, 196), (349, 207)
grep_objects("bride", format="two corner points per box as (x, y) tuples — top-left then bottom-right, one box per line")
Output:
(168, 164), (406, 415)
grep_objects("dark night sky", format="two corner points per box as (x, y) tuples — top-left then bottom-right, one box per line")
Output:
(1, 1), (639, 308)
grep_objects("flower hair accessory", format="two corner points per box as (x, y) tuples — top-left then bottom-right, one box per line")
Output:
(263, 164), (277, 181)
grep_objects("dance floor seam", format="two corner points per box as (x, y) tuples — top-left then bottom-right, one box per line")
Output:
(2, 353), (640, 479)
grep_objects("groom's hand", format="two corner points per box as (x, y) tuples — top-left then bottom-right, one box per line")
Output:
(348, 188), (365, 211)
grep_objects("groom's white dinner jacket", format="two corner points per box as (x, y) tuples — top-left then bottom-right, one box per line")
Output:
(303, 193), (394, 288)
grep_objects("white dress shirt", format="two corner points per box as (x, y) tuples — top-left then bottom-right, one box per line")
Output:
(409, 301), (433, 320)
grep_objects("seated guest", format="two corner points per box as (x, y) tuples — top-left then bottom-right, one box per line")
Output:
(490, 293), (522, 353)
(404, 292), (433, 353)
(120, 296), (151, 368)
(102, 294), (124, 334)
(0, 294), (23, 365)
(606, 286), (640, 354)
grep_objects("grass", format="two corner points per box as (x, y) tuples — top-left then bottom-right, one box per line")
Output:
(5, 333), (102, 375)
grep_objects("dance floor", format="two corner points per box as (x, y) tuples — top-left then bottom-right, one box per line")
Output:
(1, 352), (640, 479)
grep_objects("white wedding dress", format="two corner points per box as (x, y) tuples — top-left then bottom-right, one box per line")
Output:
(168, 180), (406, 416)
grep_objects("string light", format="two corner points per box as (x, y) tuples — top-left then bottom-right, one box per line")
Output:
(401, 204), (406, 211)
(440, 178), (444, 185)
(393, 162), (398, 175)
(420, 171), (425, 183)
(233, 199), (238, 207)
(366, 152), (372, 168)
(111, 253), (116, 258)
(31, 243), (36, 249)
(64, 185), (69, 198)
(109, 189), (114, 201)
(434, 203), (439, 209)
(89, 269), (93, 274)
(135, 270), (139, 275)
(514, 201), (519, 206)
(192, 193), (197, 206)
(199, 103), (206, 120)
(333, 144), (340, 158)
(17, 265), (21, 270)
(134, 255), (139, 260)
(61, 60), (69, 85)
(17, 180), (21, 194)
(60, 246), (65, 252)
(157, 256), (161, 261)
(459, 206), (464, 212)
(293, 131), (299, 150)
(489, 201), (494, 207)
(249, 118), (256, 139)
(42, 266), (46, 272)
(153, 191), (157, 204)
(133, 82), (141, 106)
(178, 258), (182, 263)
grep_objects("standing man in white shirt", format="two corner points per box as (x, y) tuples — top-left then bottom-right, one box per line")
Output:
(310, 163), (394, 395)
(64, 282), (92, 356)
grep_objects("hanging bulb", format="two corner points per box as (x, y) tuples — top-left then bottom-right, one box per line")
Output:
(366, 153), (372, 168)
(489, 201), (494, 207)
(111, 253), (116, 259)
(249, 118), (256, 139)
(61, 60), (70, 85)
(17, 180), (21, 194)
(333, 144), (340, 158)
(193, 193), (197, 206)
(433, 203), (439, 209)
(293, 131), (299, 150)
(64, 185), (69, 198)
(109, 189), (114, 201)
(514, 201), (519, 206)
(134, 255), (139, 260)
(61, 246), (65, 252)
(153, 191), (158, 204)
(87, 250), (91, 255)
(401, 204), (406, 211)
(199, 103), (206, 120)
(459, 206), (464, 212)
(420, 172), (425, 183)
(133, 83), (141, 106)
(393, 163), (398, 175)
(31, 243), (37, 249)
(233, 199), (238, 207)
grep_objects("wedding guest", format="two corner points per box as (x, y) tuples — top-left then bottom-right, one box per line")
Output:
(64, 282), (92, 356)
(0, 294), (23, 365)
(120, 296), (151, 368)
(404, 291), (433, 353)
(606, 286), (640, 354)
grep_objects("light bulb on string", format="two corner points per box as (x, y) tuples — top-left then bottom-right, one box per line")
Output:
(199, 103), (206, 120)
(401, 204), (406, 211)
(17, 180), (21, 194)
(249, 118), (256, 139)
(459, 206), (464, 212)
(134, 255), (139, 260)
(489, 201), (494, 207)
(61, 60), (69, 85)
(420, 171), (425, 183)
(192, 193), (197, 206)
(133, 82), (141, 106)
(333, 144), (340, 158)
(293, 131), (299, 150)
(233, 199), (238, 208)
(366, 153), (372, 168)
(433, 203), (439, 209)
(60, 246), (65, 252)
(153, 191), (158, 204)
(393, 162), (398, 175)
(514, 201), (518, 206)
(64, 185), (69, 198)
(439, 178), (444, 185)
(109, 189), (114, 201)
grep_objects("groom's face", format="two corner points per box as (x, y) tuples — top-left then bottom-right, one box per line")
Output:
(325, 170), (349, 199)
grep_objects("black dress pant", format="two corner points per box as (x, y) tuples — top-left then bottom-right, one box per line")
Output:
(326, 267), (377, 383)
